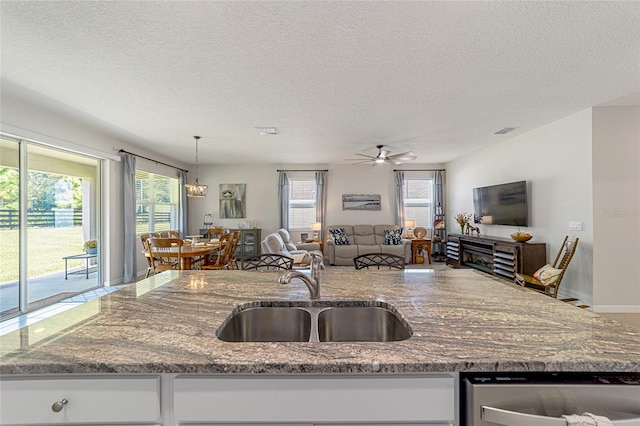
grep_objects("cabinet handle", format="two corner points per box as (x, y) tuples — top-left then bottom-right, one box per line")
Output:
(51, 398), (68, 413)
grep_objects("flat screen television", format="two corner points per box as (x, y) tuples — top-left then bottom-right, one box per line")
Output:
(473, 180), (528, 226)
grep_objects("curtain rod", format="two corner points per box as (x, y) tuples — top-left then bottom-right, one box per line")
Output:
(119, 149), (188, 173)
(393, 169), (445, 172)
(277, 169), (328, 172)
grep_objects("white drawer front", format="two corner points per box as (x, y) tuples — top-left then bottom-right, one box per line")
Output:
(0, 376), (161, 425)
(174, 375), (455, 423)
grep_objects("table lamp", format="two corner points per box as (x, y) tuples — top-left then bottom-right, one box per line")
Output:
(404, 219), (415, 238)
(311, 222), (322, 242)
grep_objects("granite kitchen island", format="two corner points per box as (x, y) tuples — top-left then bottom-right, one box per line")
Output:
(1, 268), (639, 425)
(1, 268), (639, 373)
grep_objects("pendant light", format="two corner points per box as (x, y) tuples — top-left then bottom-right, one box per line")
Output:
(185, 136), (208, 197)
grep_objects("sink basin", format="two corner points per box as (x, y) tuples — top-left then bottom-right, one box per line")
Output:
(217, 302), (412, 343)
(317, 306), (412, 342)
(217, 307), (312, 342)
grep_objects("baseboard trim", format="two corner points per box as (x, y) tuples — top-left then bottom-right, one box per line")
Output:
(592, 305), (640, 313)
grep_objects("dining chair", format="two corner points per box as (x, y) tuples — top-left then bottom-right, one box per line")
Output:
(201, 233), (235, 270)
(241, 254), (294, 271)
(148, 237), (183, 273)
(140, 232), (160, 278)
(206, 227), (228, 239)
(514, 236), (579, 298)
(353, 253), (405, 270)
(159, 230), (180, 238)
(228, 231), (241, 270)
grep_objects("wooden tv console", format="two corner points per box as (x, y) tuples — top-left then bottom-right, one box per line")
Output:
(446, 234), (546, 281)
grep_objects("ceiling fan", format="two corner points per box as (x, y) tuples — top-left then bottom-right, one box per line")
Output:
(346, 145), (417, 165)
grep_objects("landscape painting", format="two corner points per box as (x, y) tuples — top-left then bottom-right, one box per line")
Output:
(342, 194), (381, 211)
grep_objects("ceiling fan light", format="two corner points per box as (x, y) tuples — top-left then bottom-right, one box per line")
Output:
(375, 158), (385, 164)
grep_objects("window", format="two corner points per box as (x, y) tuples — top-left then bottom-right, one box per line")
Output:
(135, 170), (179, 233)
(403, 178), (434, 228)
(288, 174), (316, 230)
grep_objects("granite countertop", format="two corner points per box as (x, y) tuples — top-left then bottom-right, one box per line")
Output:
(1, 268), (639, 375)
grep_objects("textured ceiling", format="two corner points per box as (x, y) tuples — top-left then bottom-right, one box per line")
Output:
(1, 1), (639, 166)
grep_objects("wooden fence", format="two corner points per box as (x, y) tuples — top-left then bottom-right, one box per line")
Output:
(0, 210), (84, 229)
(0, 209), (171, 230)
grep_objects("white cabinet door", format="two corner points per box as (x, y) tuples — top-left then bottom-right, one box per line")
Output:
(174, 375), (455, 424)
(0, 375), (161, 425)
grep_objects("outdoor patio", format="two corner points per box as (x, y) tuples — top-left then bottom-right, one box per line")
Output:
(0, 265), (103, 318)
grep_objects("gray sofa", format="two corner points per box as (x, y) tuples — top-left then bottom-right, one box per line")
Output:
(325, 225), (412, 266)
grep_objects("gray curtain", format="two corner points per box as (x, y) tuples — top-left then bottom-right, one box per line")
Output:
(122, 153), (136, 283)
(278, 171), (289, 229)
(315, 171), (327, 243)
(179, 170), (188, 238)
(433, 170), (445, 255)
(395, 171), (405, 227)
(433, 170), (445, 223)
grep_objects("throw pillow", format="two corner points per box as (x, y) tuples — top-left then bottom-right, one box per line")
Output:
(384, 228), (403, 245)
(533, 264), (563, 285)
(329, 228), (350, 245)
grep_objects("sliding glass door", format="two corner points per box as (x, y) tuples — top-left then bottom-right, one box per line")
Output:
(0, 136), (102, 319)
(0, 138), (20, 314)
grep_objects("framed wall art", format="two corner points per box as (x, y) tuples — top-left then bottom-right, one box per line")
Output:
(219, 183), (246, 218)
(342, 194), (381, 211)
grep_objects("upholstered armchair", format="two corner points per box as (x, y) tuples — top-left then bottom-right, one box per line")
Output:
(261, 229), (322, 265)
(276, 228), (320, 252)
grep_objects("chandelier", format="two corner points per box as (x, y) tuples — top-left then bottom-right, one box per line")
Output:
(185, 135), (208, 198)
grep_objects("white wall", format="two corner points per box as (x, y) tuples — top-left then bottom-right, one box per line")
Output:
(190, 163), (443, 242)
(1, 91), (189, 285)
(447, 109), (595, 304)
(592, 106), (640, 312)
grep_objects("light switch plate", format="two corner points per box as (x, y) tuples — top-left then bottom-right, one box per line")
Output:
(569, 221), (584, 231)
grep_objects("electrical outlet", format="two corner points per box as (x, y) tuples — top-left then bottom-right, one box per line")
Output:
(569, 221), (584, 231)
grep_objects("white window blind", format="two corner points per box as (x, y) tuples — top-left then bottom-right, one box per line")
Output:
(403, 178), (434, 228)
(288, 175), (316, 230)
(135, 170), (179, 233)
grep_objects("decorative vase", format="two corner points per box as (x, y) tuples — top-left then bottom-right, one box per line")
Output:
(86, 247), (97, 254)
(460, 224), (465, 234)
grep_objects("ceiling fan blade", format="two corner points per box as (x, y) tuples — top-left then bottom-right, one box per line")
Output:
(346, 159), (373, 165)
(388, 151), (417, 161)
(352, 153), (376, 159)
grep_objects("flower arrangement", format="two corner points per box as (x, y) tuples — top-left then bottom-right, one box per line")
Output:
(454, 213), (472, 234)
(84, 240), (97, 252)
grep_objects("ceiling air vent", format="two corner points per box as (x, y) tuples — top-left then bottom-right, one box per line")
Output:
(493, 127), (517, 135)
(256, 127), (278, 136)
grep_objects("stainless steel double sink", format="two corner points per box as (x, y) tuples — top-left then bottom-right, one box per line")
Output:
(216, 301), (413, 343)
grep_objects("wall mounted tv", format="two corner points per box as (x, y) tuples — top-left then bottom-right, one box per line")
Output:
(473, 180), (528, 227)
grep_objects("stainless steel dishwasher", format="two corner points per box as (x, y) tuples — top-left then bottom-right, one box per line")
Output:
(461, 372), (640, 425)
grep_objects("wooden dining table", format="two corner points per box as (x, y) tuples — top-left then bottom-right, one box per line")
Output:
(145, 242), (221, 270)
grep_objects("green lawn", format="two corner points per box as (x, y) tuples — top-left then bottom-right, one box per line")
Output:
(0, 226), (87, 283)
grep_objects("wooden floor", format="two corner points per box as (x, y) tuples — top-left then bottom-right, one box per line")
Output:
(598, 313), (640, 331)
